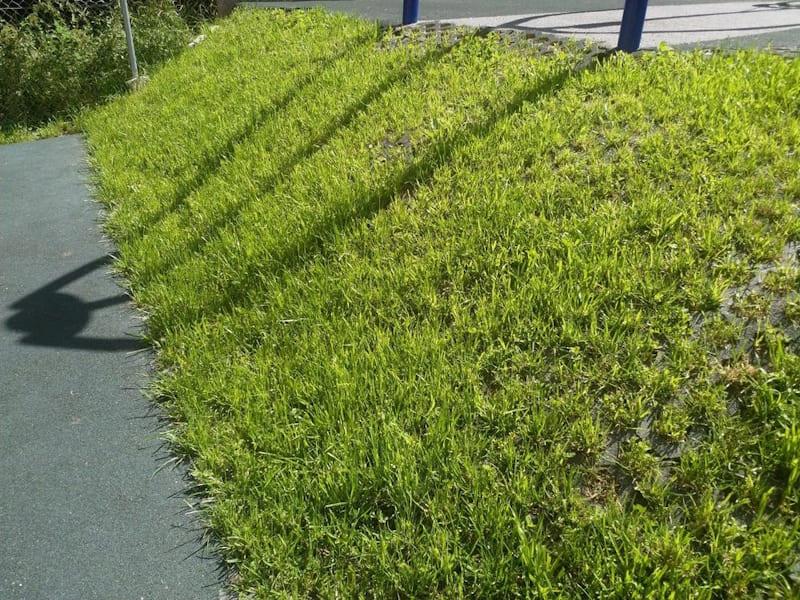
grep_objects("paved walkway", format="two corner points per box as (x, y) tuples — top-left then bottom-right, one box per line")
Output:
(431, 2), (800, 49)
(244, 0), (800, 49)
(0, 135), (219, 600)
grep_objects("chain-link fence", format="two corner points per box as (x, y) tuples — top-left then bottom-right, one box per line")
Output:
(1, 0), (37, 23)
(0, 0), (117, 24)
(0, 0), (26, 22)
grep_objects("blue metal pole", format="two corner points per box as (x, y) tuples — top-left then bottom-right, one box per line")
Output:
(617, 0), (649, 52)
(402, 0), (419, 25)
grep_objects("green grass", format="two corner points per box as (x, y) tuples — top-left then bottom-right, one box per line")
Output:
(85, 9), (800, 597)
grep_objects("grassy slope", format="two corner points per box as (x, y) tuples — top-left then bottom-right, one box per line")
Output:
(85, 9), (800, 598)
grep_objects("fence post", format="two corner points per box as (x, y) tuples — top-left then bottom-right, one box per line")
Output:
(617, 0), (649, 52)
(118, 0), (139, 83)
(402, 0), (419, 25)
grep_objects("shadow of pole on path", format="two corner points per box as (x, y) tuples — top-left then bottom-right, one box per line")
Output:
(5, 256), (143, 351)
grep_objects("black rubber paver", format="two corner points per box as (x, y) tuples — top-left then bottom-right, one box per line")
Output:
(0, 135), (219, 600)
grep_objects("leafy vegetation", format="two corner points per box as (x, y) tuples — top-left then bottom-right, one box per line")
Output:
(85, 9), (800, 597)
(0, 0), (190, 138)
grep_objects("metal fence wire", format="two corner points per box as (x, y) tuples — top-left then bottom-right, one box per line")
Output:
(0, 0), (32, 23)
(0, 0), (116, 24)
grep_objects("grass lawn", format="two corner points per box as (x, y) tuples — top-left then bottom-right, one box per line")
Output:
(85, 9), (800, 597)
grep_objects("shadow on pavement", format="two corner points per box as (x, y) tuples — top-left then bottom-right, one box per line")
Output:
(4, 256), (143, 351)
(493, 3), (800, 38)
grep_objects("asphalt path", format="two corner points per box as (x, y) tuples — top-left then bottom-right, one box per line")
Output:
(0, 135), (220, 600)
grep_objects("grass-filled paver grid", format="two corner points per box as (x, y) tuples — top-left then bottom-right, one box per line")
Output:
(86, 9), (800, 597)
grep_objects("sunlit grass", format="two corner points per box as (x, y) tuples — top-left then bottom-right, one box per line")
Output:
(85, 9), (800, 597)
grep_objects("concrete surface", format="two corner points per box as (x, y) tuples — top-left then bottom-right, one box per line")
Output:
(430, 2), (800, 49)
(0, 135), (220, 600)
(241, 0), (800, 49)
